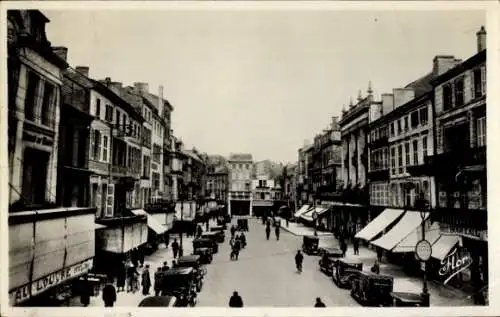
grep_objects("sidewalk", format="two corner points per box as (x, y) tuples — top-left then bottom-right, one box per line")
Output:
(279, 219), (474, 306)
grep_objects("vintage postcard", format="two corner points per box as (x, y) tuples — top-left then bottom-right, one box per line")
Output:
(1, 1), (498, 316)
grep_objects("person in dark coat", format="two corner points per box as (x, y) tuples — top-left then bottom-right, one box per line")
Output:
(116, 261), (126, 292)
(229, 291), (244, 307)
(141, 265), (151, 295)
(154, 267), (163, 296)
(341, 240), (348, 257)
(127, 263), (138, 293)
(131, 248), (139, 268)
(353, 239), (360, 255)
(230, 225), (236, 239)
(265, 225), (271, 240)
(102, 282), (117, 307)
(79, 276), (93, 307)
(172, 239), (180, 259)
(197, 224), (203, 238)
(275, 225), (280, 241)
(162, 261), (170, 272)
(371, 260), (380, 274)
(314, 297), (326, 307)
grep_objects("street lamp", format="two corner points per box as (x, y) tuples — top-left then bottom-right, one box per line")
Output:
(407, 182), (431, 307)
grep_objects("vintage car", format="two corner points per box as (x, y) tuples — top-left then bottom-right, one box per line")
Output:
(350, 271), (394, 307)
(193, 246), (213, 264)
(209, 226), (226, 243)
(318, 248), (343, 275)
(138, 295), (178, 307)
(160, 267), (198, 307)
(302, 235), (320, 255)
(193, 236), (218, 254)
(331, 258), (363, 288)
(390, 292), (429, 307)
(175, 255), (206, 292)
(237, 219), (249, 231)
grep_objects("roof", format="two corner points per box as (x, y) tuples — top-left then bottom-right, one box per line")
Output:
(432, 50), (486, 85)
(144, 92), (174, 112)
(164, 267), (194, 275)
(228, 153), (253, 162)
(63, 67), (94, 89)
(182, 149), (202, 162)
(404, 72), (435, 98)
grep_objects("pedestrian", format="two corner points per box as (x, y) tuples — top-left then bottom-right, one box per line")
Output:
(102, 281), (117, 307)
(164, 232), (170, 249)
(230, 225), (236, 239)
(138, 247), (145, 267)
(79, 275), (93, 307)
(162, 261), (169, 272)
(286, 217), (289, 228)
(172, 260), (177, 268)
(131, 248), (139, 268)
(377, 248), (383, 262)
(275, 225), (280, 241)
(371, 260), (380, 274)
(353, 239), (359, 255)
(154, 267), (163, 296)
(197, 224), (203, 238)
(206, 221), (209, 231)
(126, 262), (137, 293)
(265, 225), (271, 240)
(141, 265), (151, 296)
(341, 240), (347, 257)
(229, 291), (244, 307)
(314, 297), (326, 307)
(172, 238), (179, 259)
(116, 260), (126, 292)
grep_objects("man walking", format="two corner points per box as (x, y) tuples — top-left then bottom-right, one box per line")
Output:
(275, 224), (280, 241)
(102, 281), (117, 307)
(172, 238), (180, 259)
(141, 265), (151, 296)
(353, 238), (360, 255)
(341, 240), (348, 257)
(154, 267), (163, 296)
(229, 291), (244, 307)
(265, 225), (271, 240)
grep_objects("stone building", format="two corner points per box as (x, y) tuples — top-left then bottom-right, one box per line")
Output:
(227, 153), (253, 216)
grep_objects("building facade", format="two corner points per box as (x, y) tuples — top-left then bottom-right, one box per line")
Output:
(7, 10), (97, 306)
(429, 27), (487, 294)
(228, 153), (253, 216)
(206, 155), (229, 205)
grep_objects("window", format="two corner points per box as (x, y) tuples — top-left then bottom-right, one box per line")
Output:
(473, 68), (483, 98)
(143, 155), (151, 178)
(390, 147), (396, 175)
(153, 144), (161, 163)
(419, 107), (428, 125)
(115, 109), (120, 124)
(404, 116), (409, 131)
(397, 120), (402, 134)
(22, 148), (49, 205)
(405, 142), (411, 167)
(102, 135), (109, 162)
(442, 83), (453, 111)
(41, 82), (55, 127)
(413, 140), (418, 166)
(24, 71), (40, 121)
(105, 104), (113, 122)
(95, 98), (101, 119)
(422, 136), (428, 161)
(454, 78), (464, 107)
(477, 116), (486, 147)
(410, 111), (419, 128)
(390, 123), (395, 137)
(383, 148), (388, 170)
(398, 145), (403, 174)
(93, 130), (101, 161)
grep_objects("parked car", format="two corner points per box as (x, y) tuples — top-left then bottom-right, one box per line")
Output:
(193, 246), (213, 264)
(159, 267), (198, 307)
(302, 235), (319, 255)
(390, 292), (429, 307)
(193, 236), (218, 254)
(175, 255), (206, 292)
(138, 296), (177, 307)
(209, 226), (226, 243)
(350, 271), (394, 306)
(318, 248), (343, 275)
(331, 258), (363, 288)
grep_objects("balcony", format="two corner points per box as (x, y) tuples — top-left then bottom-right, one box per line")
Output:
(426, 147), (486, 176)
(431, 207), (487, 231)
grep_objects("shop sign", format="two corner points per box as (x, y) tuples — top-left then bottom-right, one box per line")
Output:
(438, 247), (473, 285)
(10, 258), (93, 305)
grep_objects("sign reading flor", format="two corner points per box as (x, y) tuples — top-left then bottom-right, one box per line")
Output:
(438, 247), (473, 285)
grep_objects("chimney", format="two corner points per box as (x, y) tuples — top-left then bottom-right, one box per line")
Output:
(75, 66), (89, 77)
(381, 93), (394, 115)
(134, 82), (149, 95)
(331, 116), (339, 130)
(158, 85), (164, 115)
(109, 82), (123, 95)
(393, 88), (415, 109)
(432, 55), (459, 76)
(52, 46), (68, 61)
(477, 26), (486, 52)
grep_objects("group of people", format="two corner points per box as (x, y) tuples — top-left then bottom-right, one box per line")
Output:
(229, 225), (247, 260)
(263, 216), (280, 241)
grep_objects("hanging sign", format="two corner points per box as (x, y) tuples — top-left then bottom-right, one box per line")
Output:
(438, 247), (473, 285)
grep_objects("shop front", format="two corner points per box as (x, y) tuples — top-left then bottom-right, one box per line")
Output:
(94, 215), (148, 278)
(9, 207), (97, 306)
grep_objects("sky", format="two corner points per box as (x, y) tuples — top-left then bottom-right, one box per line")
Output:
(43, 8), (485, 163)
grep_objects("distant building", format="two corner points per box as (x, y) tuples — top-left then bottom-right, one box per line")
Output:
(206, 155), (229, 205)
(227, 153), (253, 216)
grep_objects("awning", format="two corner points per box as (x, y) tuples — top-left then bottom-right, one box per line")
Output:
(355, 208), (404, 241)
(371, 211), (429, 251)
(131, 209), (166, 235)
(294, 205), (310, 218)
(392, 220), (441, 253)
(300, 207), (328, 222)
(431, 235), (460, 260)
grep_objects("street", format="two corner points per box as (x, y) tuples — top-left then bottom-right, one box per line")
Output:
(198, 218), (357, 307)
